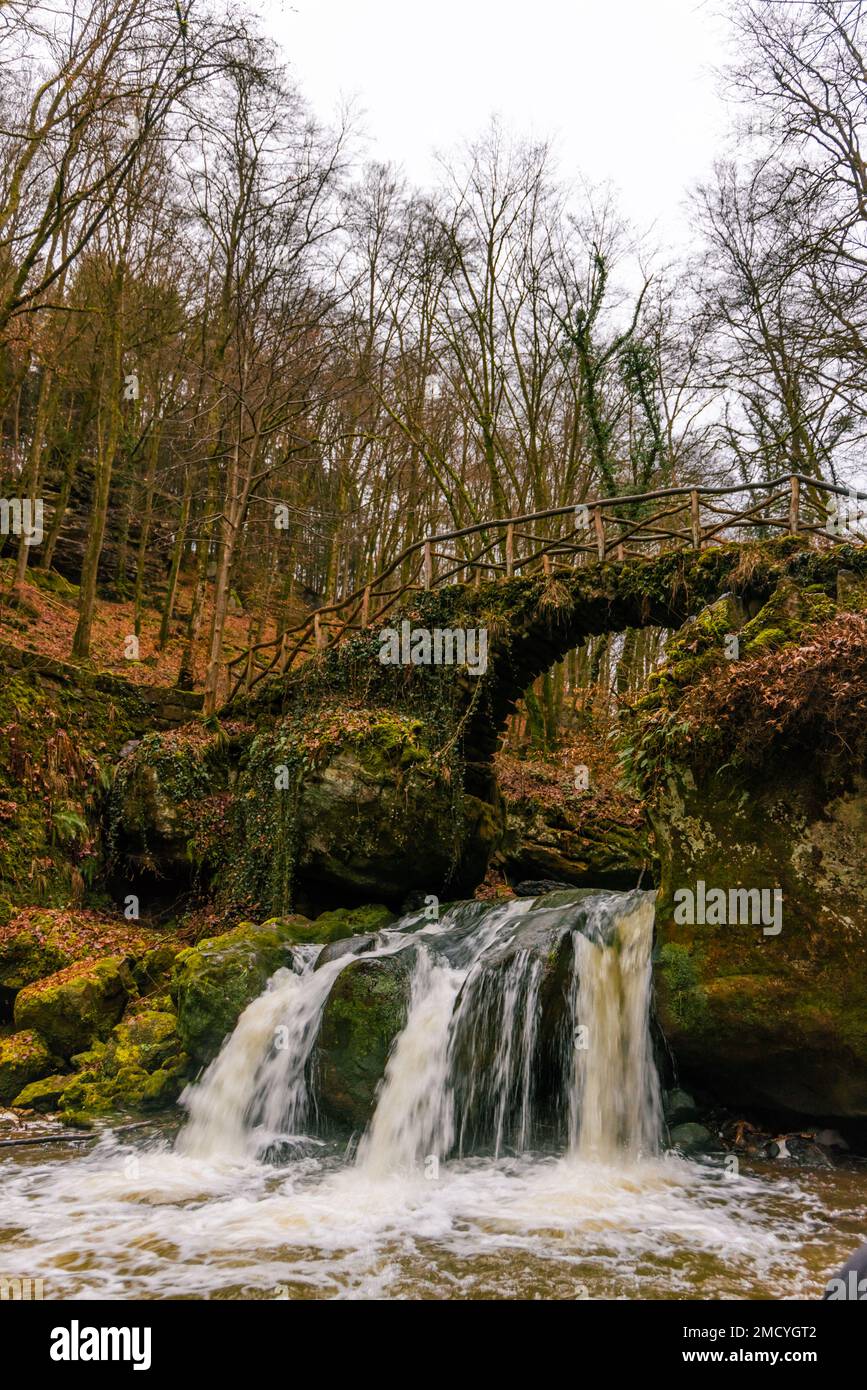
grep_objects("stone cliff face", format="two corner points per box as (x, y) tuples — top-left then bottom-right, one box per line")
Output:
(636, 574), (867, 1119)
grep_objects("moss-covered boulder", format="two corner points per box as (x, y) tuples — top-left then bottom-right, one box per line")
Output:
(315, 952), (415, 1128)
(110, 724), (240, 883)
(110, 703), (503, 917)
(56, 1009), (188, 1116)
(311, 903), (394, 940)
(0, 908), (154, 992)
(633, 584), (867, 1119)
(12, 1072), (77, 1111)
(0, 1030), (60, 1103)
(13, 956), (134, 1057)
(171, 916), (312, 1063)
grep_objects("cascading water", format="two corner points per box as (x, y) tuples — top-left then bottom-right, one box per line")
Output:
(2, 886), (856, 1299)
(179, 888), (662, 1170)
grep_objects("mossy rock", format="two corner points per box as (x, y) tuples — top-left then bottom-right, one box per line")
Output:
(59, 1057), (188, 1116)
(651, 744), (867, 1118)
(0, 1030), (60, 1103)
(0, 908), (156, 992)
(315, 951), (415, 1128)
(171, 916), (312, 1063)
(12, 1072), (76, 1111)
(56, 1008), (188, 1116)
(309, 903), (394, 941)
(13, 956), (135, 1057)
(738, 578), (835, 656)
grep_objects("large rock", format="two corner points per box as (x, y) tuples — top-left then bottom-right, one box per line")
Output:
(0, 1030), (60, 1103)
(0, 909), (153, 992)
(13, 957), (134, 1057)
(315, 952), (415, 1128)
(110, 708), (503, 917)
(498, 794), (655, 889)
(57, 1008), (188, 1116)
(639, 587), (867, 1118)
(171, 916), (312, 1063)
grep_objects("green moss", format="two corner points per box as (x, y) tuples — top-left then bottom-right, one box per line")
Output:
(171, 916), (311, 1062)
(53, 1007), (188, 1117)
(316, 952), (413, 1127)
(311, 903), (394, 939)
(12, 1072), (76, 1110)
(656, 942), (710, 1034)
(13, 956), (135, 1057)
(0, 1029), (60, 1103)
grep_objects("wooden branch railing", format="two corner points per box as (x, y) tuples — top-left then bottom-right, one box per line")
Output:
(217, 474), (867, 708)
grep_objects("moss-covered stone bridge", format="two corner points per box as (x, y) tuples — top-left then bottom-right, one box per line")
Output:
(232, 534), (867, 791)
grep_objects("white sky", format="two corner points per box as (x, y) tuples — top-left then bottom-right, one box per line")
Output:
(262, 0), (732, 248)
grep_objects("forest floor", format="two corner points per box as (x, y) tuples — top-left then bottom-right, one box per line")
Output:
(0, 558), (274, 690)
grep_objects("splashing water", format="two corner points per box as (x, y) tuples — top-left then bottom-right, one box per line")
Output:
(182, 889), (661, 1169)
(569, 894), (662, 1160)
(2, 889), (863, 1300)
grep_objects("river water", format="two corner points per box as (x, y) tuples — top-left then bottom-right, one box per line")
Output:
(1, 892), (864, 1300)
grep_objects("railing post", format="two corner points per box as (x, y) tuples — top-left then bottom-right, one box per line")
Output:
(789, 475), (800, 535)
(423, 540), (433, 590)
(593, 505), (605, 561)
(505, 522), (514, 578)
(542, 552), (552, 575)
(361, 585), (371, 627)
(690, 489), (702, 550)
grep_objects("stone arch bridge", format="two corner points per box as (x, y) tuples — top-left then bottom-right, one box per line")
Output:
(224, 475), (867, 789)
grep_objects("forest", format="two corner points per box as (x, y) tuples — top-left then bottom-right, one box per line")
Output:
(0, 0), (867, 1328)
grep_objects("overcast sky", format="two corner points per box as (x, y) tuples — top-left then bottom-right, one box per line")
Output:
(262, 0), (733, 247)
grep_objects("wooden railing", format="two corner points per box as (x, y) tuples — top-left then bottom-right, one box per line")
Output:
(219, 474), (867, 707)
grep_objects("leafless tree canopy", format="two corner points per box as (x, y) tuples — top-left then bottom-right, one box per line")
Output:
(0, 0), (864, 706)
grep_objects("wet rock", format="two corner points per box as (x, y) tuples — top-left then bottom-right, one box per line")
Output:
(0, 1030), (61, 1103)
(315, 934), (378, 970)
(664, 1088), (700, 1126)
(171, 917), (311, 1064)
(669, 1122), (716, 1156)
(13, 956), (134, 1057)
(315, 951), (415, 1129)
(514, 879), (573, 897)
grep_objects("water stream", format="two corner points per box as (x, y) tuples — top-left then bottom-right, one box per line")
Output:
(1, 890), (864, 1299)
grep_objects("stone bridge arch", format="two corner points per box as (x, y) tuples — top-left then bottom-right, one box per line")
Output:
(439, 536), (852, 788)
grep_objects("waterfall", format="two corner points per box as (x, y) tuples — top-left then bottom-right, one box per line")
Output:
(177, 889), (662, 1169)
(179, 945), (338, 1159)
(568, 893), (662, 1160)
